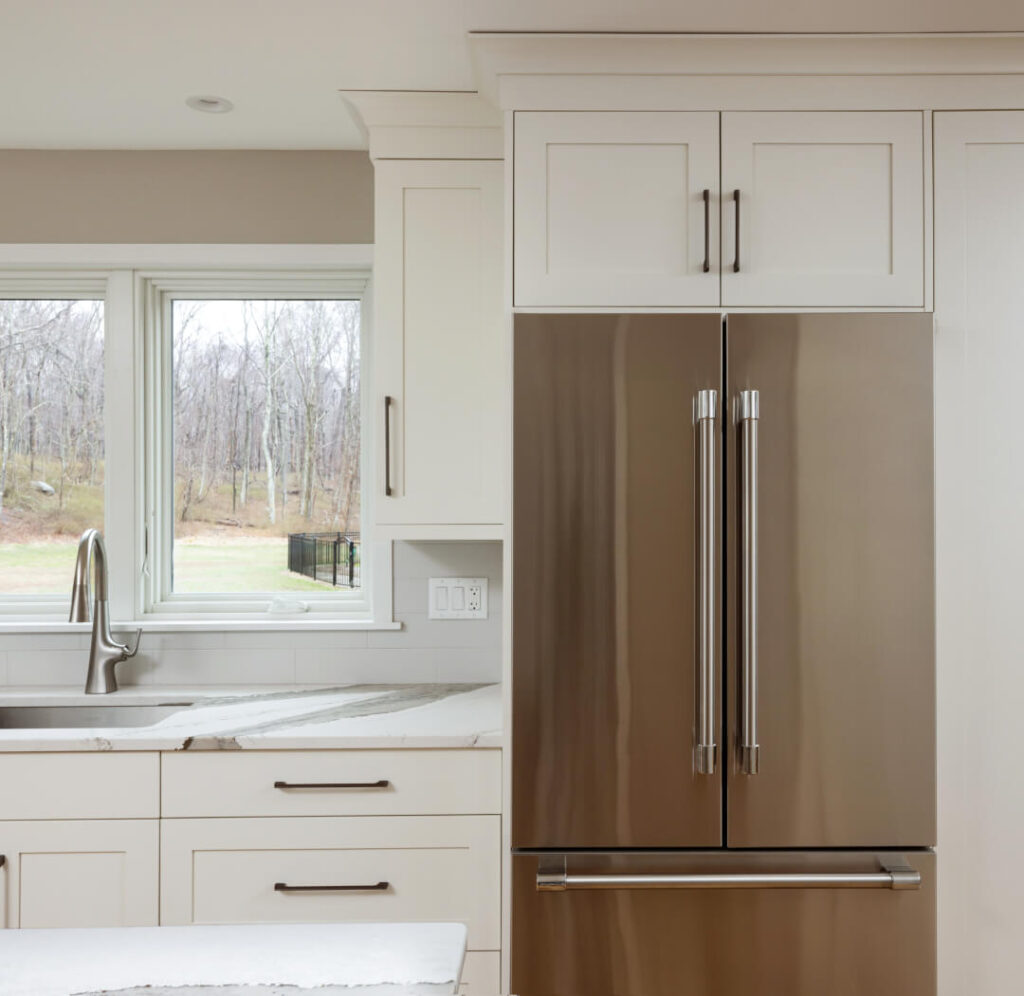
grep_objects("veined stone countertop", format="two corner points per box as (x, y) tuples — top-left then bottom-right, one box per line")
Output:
(0, 922), (467, 996)
(0, 683), (502, 752)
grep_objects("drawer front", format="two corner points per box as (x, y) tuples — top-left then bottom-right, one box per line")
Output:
(160, 815), (500, 950)
(0, 753), (159, 820)
(460, 951), (500, 994)
(161, 749), (501, 818)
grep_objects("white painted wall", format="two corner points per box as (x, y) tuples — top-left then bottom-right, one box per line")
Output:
(0, 542), (502, 687)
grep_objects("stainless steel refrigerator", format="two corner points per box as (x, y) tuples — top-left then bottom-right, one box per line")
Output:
(511, 313), (935, 996)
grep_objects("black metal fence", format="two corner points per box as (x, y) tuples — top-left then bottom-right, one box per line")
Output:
(287, 532), (361, 588)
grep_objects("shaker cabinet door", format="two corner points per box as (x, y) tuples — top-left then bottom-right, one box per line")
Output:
(721, 111), (925, 308)
(514, 111), (721, 307)
(374, 160), (505, 528)
(0, 819), (159, 928)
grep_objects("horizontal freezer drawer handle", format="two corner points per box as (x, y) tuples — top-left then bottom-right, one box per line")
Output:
(537, 861), (920, 892)
(275, 881), (390, 893)
(273, 780), (391, 790)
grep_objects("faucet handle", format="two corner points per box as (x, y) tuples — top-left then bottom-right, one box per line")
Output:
(121, 629), (142, 660)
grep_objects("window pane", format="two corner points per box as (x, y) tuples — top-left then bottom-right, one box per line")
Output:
(171, 300), (361, 594)
(0, 300), (105, 595)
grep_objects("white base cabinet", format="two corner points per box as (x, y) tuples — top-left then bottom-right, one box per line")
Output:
(0, 819), (159, 928)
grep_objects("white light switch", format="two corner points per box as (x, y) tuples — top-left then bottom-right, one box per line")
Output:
(428, 577), (488, 619)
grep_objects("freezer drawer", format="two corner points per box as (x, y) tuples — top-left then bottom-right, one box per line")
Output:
(512, 850), (935, 996)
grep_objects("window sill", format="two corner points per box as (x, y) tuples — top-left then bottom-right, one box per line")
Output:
(0, 619), (402, 635)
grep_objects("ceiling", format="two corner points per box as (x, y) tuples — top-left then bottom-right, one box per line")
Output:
(1, 0), (1022, 150)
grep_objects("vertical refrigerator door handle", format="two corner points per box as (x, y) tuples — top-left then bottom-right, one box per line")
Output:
(694, 389), (718, 775)
(738, 389), (760, 775)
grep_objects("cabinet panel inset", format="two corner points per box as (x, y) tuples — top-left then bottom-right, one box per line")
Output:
(20, 851), (126, 928)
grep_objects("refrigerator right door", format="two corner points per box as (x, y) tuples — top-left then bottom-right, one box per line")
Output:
(726, 313), (935, 848)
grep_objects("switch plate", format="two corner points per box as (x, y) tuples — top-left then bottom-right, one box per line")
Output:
(428, 577), (488, 619)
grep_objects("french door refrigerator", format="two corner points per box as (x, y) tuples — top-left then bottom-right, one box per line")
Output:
(511, 313), (935, 996)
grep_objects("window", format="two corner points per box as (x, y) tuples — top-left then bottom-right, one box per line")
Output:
(0, 297), (104, 599)
(0, 249), (382, 627)
(142, 270), (373, 619)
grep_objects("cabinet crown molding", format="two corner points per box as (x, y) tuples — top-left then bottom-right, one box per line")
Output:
(339, 91), (503, 161)
(469, 31), (1024, 107)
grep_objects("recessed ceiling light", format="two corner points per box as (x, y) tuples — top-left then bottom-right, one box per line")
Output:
(186, 95), (234, 114)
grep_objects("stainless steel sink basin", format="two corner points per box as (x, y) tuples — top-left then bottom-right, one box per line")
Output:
(0, 702), (194, 729)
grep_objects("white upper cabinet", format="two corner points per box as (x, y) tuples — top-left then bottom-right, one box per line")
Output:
(721, 111), (925, 308)
(374, 160), (505, 529)
(514, 111), (720, 308)
(513, 109), (925, 310)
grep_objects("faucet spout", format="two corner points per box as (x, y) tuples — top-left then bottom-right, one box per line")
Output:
(71, 529), (142, 694)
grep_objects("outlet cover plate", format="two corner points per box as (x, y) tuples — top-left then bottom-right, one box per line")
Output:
(428, 577), (488, 619)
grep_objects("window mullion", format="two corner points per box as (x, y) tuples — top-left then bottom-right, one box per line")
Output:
(103, 270), (136, 621)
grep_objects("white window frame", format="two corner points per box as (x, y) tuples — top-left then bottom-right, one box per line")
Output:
(0, 245), (395, 632)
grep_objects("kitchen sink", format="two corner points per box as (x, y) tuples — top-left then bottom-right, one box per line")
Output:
(0, 702), (195, 729)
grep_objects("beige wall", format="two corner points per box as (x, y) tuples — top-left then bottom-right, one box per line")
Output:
(0, 150), (373, 244)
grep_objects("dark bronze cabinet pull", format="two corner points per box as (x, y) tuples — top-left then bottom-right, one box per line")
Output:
(275, 881), (390, 893)
(733, 189), (741, 273)
(702, 189), (711, 273)
(273, 779), (390, 790)
(384, 395), (394, 497)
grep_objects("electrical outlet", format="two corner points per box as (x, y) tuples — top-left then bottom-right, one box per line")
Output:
(428, 577), (488, 619)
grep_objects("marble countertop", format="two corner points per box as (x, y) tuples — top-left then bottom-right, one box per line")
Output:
(0, 683), (502, 752)
(0, 922), (467, 996)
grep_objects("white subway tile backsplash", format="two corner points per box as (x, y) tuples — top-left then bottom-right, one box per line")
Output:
(0, 540), (502, 688)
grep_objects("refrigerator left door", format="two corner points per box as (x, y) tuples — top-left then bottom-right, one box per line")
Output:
(512, 314), (723, 848)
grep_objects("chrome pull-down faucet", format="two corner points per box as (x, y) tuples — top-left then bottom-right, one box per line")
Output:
(70, 529), (142, 694)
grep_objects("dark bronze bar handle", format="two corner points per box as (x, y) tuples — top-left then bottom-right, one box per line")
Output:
(702, 189), (710, 273)
(384, 395), (394, 497)
(274, 780), (390, 790)
(733, 189), (741, 273)
(275, 881), (390, 893)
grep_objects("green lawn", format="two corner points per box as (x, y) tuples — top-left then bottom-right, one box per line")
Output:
(0, 537), (335, 595)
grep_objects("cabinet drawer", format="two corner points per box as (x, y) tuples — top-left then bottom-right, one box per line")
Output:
(160, 815), (500, 950)
(161, 750), (501, 817)
(0, 753), (159, 820)
(459, 951), (500, 994)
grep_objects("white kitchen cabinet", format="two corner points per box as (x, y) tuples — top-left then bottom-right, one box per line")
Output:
(0, 819), (159, 928)
(161, 749), (502, 818)
(514, 111), (721, 307)
(0, 752), (159, 821)
(721, 111), (925, 307)
(374, 160), (505, 530)
(933, 110), (1024, 996)
(460, 951), (500, 994)
(513, 109), (925, 309)
(160, 815), (500, 948)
